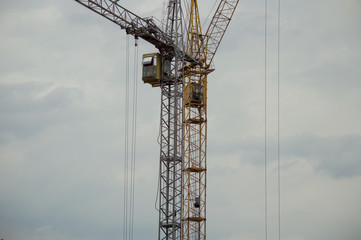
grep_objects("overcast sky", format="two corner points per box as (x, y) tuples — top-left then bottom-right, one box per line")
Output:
(1, 0), (360, 240)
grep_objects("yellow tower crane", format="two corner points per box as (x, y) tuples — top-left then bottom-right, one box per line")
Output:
(73, 0), (239, 239)
(183, 1), (239, 239)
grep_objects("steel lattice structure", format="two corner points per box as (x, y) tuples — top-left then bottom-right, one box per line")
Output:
(158, 1), (184, 239)
(181, 1), (239, 239)
(204, 0), (240, 68)
(182, 1), (207, 239)
(73, 1), (239, 239)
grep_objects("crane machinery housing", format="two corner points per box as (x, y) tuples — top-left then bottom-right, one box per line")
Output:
(73, 0), (239, 239)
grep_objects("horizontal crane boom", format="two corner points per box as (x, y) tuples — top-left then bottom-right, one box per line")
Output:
(74, 0), (171, 49)
(74, 0), (198, 64)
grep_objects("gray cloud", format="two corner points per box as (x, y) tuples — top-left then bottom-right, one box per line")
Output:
(1, 0), (361, 240)
(209, 133), (361, 179)
(283, 134), (361, 178)
(0, 82), (82, 143)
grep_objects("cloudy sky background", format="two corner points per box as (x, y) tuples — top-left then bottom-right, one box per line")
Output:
(1, 0), (360, 240)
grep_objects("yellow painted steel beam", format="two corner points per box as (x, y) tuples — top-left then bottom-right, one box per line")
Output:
(182, 1), (239, 239)
(182, 1), (208, 240)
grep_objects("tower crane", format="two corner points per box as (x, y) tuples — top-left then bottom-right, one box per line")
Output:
(73, 0), (239, 239)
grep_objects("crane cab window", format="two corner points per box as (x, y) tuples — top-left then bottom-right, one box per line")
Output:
(142, 53), (162, 86)
(185, 83), (203, 105)
(143, 56), (153, 65)
(192, 85), (203, 102)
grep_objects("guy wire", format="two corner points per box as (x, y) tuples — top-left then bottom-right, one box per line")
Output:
(264, 0), (268, 240)
(277, 0), (281, 239)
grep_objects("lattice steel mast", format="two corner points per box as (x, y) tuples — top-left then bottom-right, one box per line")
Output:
(73, 1), (189, 239)
(182, 1), (207, 239)
(182, 1), (239, 239)
(157, 1), (184, 239)
(73, 1), (239, 239)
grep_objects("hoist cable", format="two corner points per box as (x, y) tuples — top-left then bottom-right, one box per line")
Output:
(129, 38), (139, 240)
(123, 34), (130, 240)
(154, 89), (163, 212)
(123, 36), (139, 240)
(181, 0), (191, 41)
(154, 172), (160, 211)
(154, 108), (162, 212)
(264, 1), (268, 240)
(202, 0), (219, 29)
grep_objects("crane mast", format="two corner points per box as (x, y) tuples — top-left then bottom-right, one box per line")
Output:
(73, 0), (239, 239)
(182, 1), (239, 239)
(157, 1), (184, 239)
(182, 1), (207, 239)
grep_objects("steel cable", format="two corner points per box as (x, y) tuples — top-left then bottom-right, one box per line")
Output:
(123, 34), (130, 240)
(202, 0), (219, 29)
(129, 38), (137, 240)
(123, 36), (139, 240)
(277, 1), (281, 239)
(264, 1), (268, 240)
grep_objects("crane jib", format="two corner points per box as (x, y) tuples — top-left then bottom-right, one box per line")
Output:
(74, 0), (198, 65)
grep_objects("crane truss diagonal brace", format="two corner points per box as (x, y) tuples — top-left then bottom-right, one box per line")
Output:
(204, 0), (239, 67)
(158, 1), (184, 240)
(74, 0), (171, 49)
(74, 0), (198, 64)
